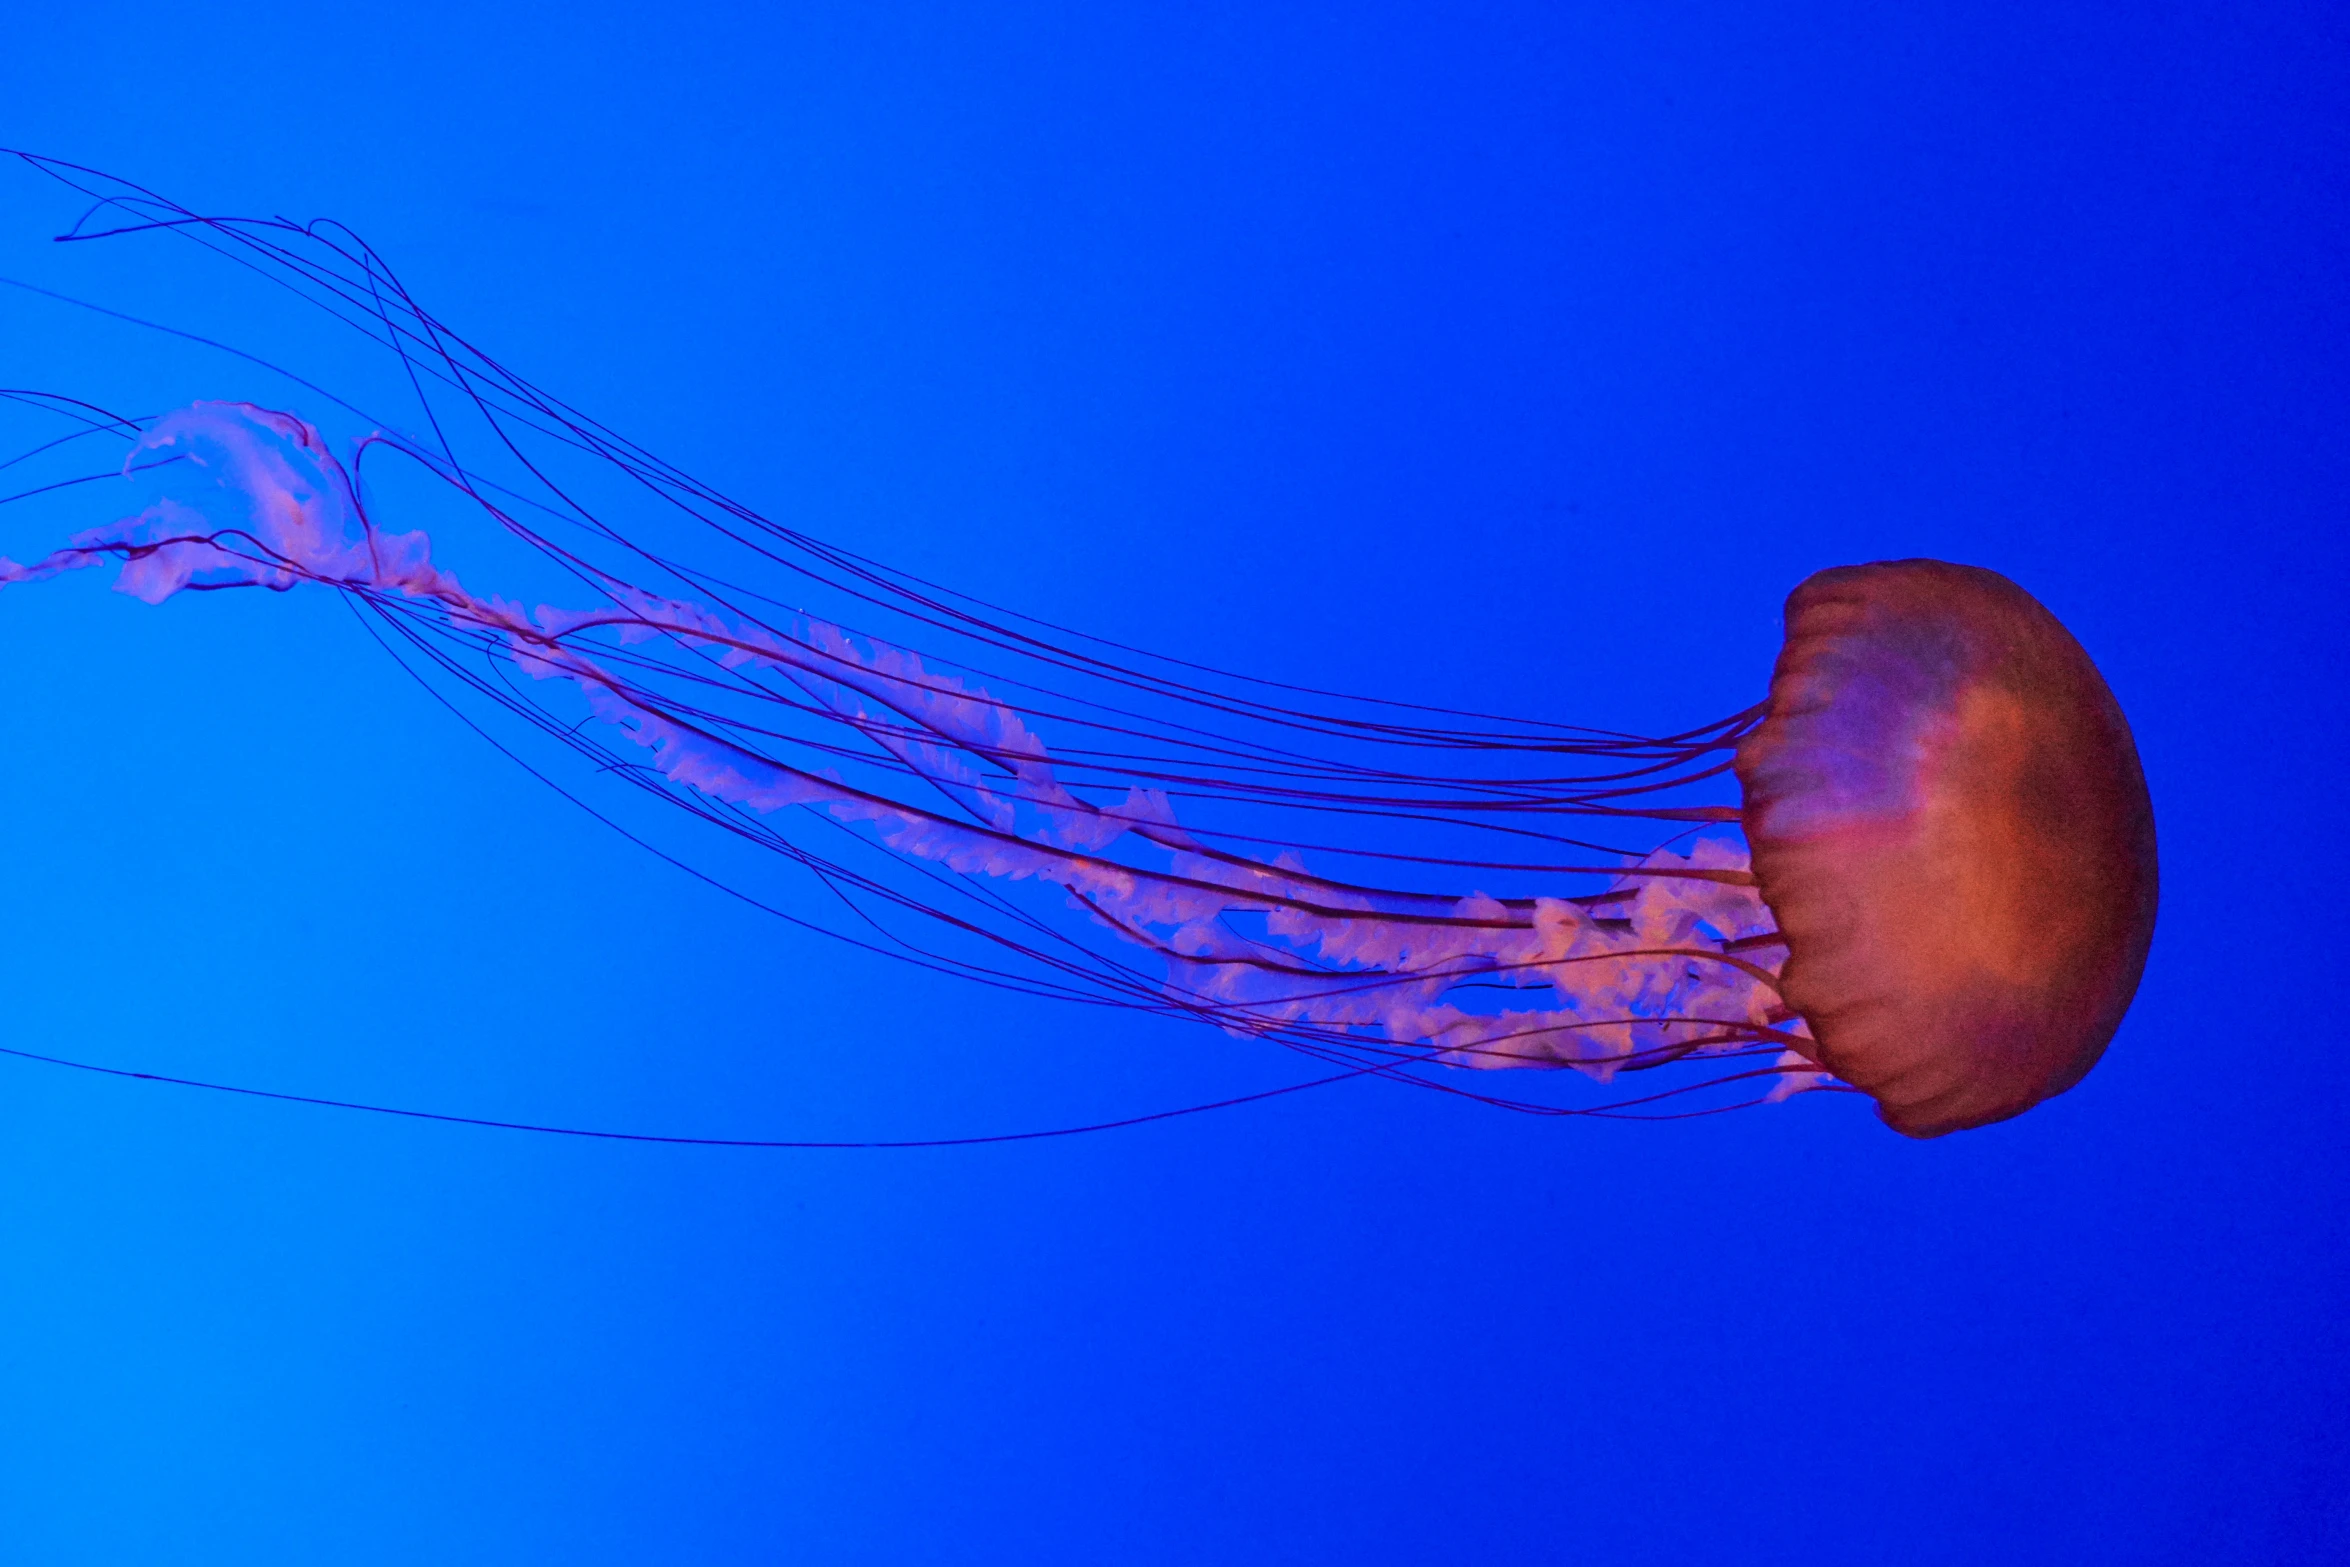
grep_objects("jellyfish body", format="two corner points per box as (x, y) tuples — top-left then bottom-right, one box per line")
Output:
(0, 150), (2159, 1135)
(0, 393), (2161, 1136)
(1736, 562), (2159, 1136)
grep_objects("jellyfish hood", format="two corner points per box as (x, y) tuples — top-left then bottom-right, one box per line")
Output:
(1734, 560), (2158, 1138)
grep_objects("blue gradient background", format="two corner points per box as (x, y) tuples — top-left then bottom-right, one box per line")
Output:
(1, 4), (2344, 1562)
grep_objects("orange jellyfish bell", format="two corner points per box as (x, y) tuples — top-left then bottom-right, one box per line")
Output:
(1735, 560), (2159, 1137)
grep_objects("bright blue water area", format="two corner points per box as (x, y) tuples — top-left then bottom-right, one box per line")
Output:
(0, 4), (2342, 1562)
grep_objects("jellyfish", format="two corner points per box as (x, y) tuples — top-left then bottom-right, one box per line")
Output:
(0, 157), (2157, 1137)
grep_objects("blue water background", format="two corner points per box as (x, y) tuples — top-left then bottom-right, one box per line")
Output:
(0, 4), (2344, 1561)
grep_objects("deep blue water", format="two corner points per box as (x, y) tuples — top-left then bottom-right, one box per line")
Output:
(0, 4), (2344, 1562)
